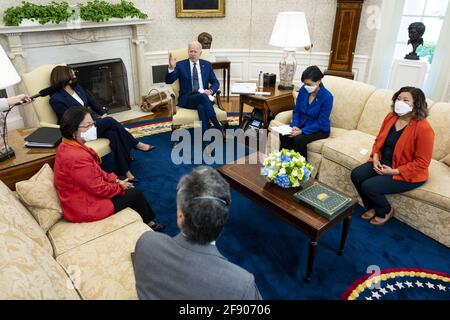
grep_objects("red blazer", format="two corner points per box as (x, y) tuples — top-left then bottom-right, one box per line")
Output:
(370, 112), (435, 183)
(54, 140), (124, 223)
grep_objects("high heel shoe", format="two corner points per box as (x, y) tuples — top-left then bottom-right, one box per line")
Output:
(370, 208), (395, 226)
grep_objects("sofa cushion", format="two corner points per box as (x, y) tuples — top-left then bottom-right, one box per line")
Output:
(427, 102), (450, 160)
(0, 181), (53, 256)
(322, 130), (375, 169)
(441, 154), (450, 166)
(273, 110), (292, 124)
(56, 222), (150, 300)
(356, 89), (396, 136)
(308, 127), (349, 153)
(402, 160), (450, 211)
(0, 223), (80, 300)
(322, 76), (376, 130)
(15, 164), (62, 232)
(48, 208), (143, 257)
(173, 105), (227, 125)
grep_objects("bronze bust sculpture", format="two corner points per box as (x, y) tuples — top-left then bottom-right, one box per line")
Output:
(405, 22), (426, 60)
(198, 32), (212, 49)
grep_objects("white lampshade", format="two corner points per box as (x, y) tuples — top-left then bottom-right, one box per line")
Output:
(269, 12), (311, 50)
(0, 44), (21, 89)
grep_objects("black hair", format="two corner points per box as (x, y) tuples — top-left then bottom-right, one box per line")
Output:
(176, 166), (231, 245)
(59, 107), (90, 139)
(391, 86), (429, 120)
(301, 65), (324, 82)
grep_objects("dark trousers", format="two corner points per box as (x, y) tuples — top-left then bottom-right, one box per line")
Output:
(111, 188), (155, 224)
(96, 117), (139, 175)
(184, 93), (222, 134)
(280, 131), (330, 160)
(351, 162), (425, 218)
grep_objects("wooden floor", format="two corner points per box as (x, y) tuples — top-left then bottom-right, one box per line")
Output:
(122, 96), (253, 125)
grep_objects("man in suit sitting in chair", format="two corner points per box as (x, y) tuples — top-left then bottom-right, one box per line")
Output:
(165, 41), (225, 139)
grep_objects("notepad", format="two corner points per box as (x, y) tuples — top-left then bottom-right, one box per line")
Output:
(271, 125), (293, 136)
(231, 83), (257, 94)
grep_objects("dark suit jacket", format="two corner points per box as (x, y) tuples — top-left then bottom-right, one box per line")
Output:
(49, 84), (107, 124)
(131, 232), (262, 300)
(165, 59), (219, 107)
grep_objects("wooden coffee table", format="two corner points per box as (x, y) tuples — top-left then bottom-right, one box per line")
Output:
(0, 128), (57, 190)
(218, 152), (358, 281)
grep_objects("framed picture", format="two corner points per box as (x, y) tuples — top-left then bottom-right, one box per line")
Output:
(176, 0), (225, 18)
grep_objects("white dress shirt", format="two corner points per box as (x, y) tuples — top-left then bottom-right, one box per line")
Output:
(168, 60), (204, 91)
(189, 60), (204, 91)
(71, 92), (84, 106)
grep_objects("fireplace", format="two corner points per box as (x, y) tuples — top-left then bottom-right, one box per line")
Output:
(69, 58), (130, 114)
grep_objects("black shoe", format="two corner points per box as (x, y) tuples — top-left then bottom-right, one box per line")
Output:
(148, 222), (165, 232)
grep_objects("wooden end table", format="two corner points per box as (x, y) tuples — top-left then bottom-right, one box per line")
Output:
(0, 128), (57, 190)
(212, 58), (231, 102)
(238, 85), (295, 129)
(218, 152), (358, 281)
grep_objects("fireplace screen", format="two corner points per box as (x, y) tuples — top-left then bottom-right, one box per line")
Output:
(69, 58), (130, 114)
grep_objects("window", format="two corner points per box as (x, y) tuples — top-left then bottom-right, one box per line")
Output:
(394, 0), (449, 64)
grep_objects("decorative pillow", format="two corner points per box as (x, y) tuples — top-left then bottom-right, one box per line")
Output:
(441, 154), (450, 166)
(15, 164), (62, 232)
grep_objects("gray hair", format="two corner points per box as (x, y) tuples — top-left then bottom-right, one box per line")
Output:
(176, 166), (231, 244)
(188, 41), (203, 51)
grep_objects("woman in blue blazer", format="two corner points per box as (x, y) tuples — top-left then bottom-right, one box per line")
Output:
(280, 66), (333, 160)
(49, 66), (154, 181)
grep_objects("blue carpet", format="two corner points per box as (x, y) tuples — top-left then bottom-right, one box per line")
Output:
(103, 130), (450, 299)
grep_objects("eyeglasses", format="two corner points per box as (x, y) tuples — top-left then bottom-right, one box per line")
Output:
(78, 121), (95, 129)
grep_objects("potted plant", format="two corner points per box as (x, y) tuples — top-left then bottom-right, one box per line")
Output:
(2, 0), (148, 27)
(261, 149), (314, 188)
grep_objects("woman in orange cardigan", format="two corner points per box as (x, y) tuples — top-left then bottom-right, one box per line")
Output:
(351, 87), (434, 225)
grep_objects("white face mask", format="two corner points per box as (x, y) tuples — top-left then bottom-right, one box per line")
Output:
(304, 84), (318, 94)
(394, 100), (413, 116)
(80, 125), (97, 142)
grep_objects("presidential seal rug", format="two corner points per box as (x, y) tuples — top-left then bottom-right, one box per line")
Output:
(341, 268), (450, 300)
(126, 113), (242, 138)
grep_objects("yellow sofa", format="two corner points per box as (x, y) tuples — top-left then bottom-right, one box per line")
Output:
(267, 76), (450, 247)
(0, 166), (150, 299)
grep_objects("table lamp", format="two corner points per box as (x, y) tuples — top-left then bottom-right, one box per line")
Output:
(270, 12), (311, 90)
(0, 44), (21, 161)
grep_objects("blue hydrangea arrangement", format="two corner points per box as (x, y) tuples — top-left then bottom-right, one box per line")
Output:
(261, 149), (314, 188)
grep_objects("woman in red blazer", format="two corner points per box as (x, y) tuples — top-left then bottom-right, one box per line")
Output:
(351, 87), (434, 225)
(54, 107), (164, 231)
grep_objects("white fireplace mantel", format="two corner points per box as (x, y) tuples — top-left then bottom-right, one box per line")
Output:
(0, 18), (152, 34)
(0, 19), (152, 128)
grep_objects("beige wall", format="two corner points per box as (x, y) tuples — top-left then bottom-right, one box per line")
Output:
(1, 0), (382, 56)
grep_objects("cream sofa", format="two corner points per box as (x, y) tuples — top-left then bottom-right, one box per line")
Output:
(268, 76), (450, 247)
(0, 164), (150, 299)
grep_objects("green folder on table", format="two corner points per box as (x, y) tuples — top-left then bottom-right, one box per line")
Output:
(293, 182), (352, 220)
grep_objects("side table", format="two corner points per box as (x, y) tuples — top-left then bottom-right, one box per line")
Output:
(238, 85), (295, 129)
(0, 128), (57, 190)
(212, 58), (231, 102)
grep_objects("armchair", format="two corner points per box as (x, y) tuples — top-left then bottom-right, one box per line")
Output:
(21, 65), (111, 157)
(167, 48), (228, 132)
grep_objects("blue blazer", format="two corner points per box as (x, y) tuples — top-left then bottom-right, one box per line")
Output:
(165, 59), (219, 107)
(49, 84), (107, 124)
(290, 84), (334, 135)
